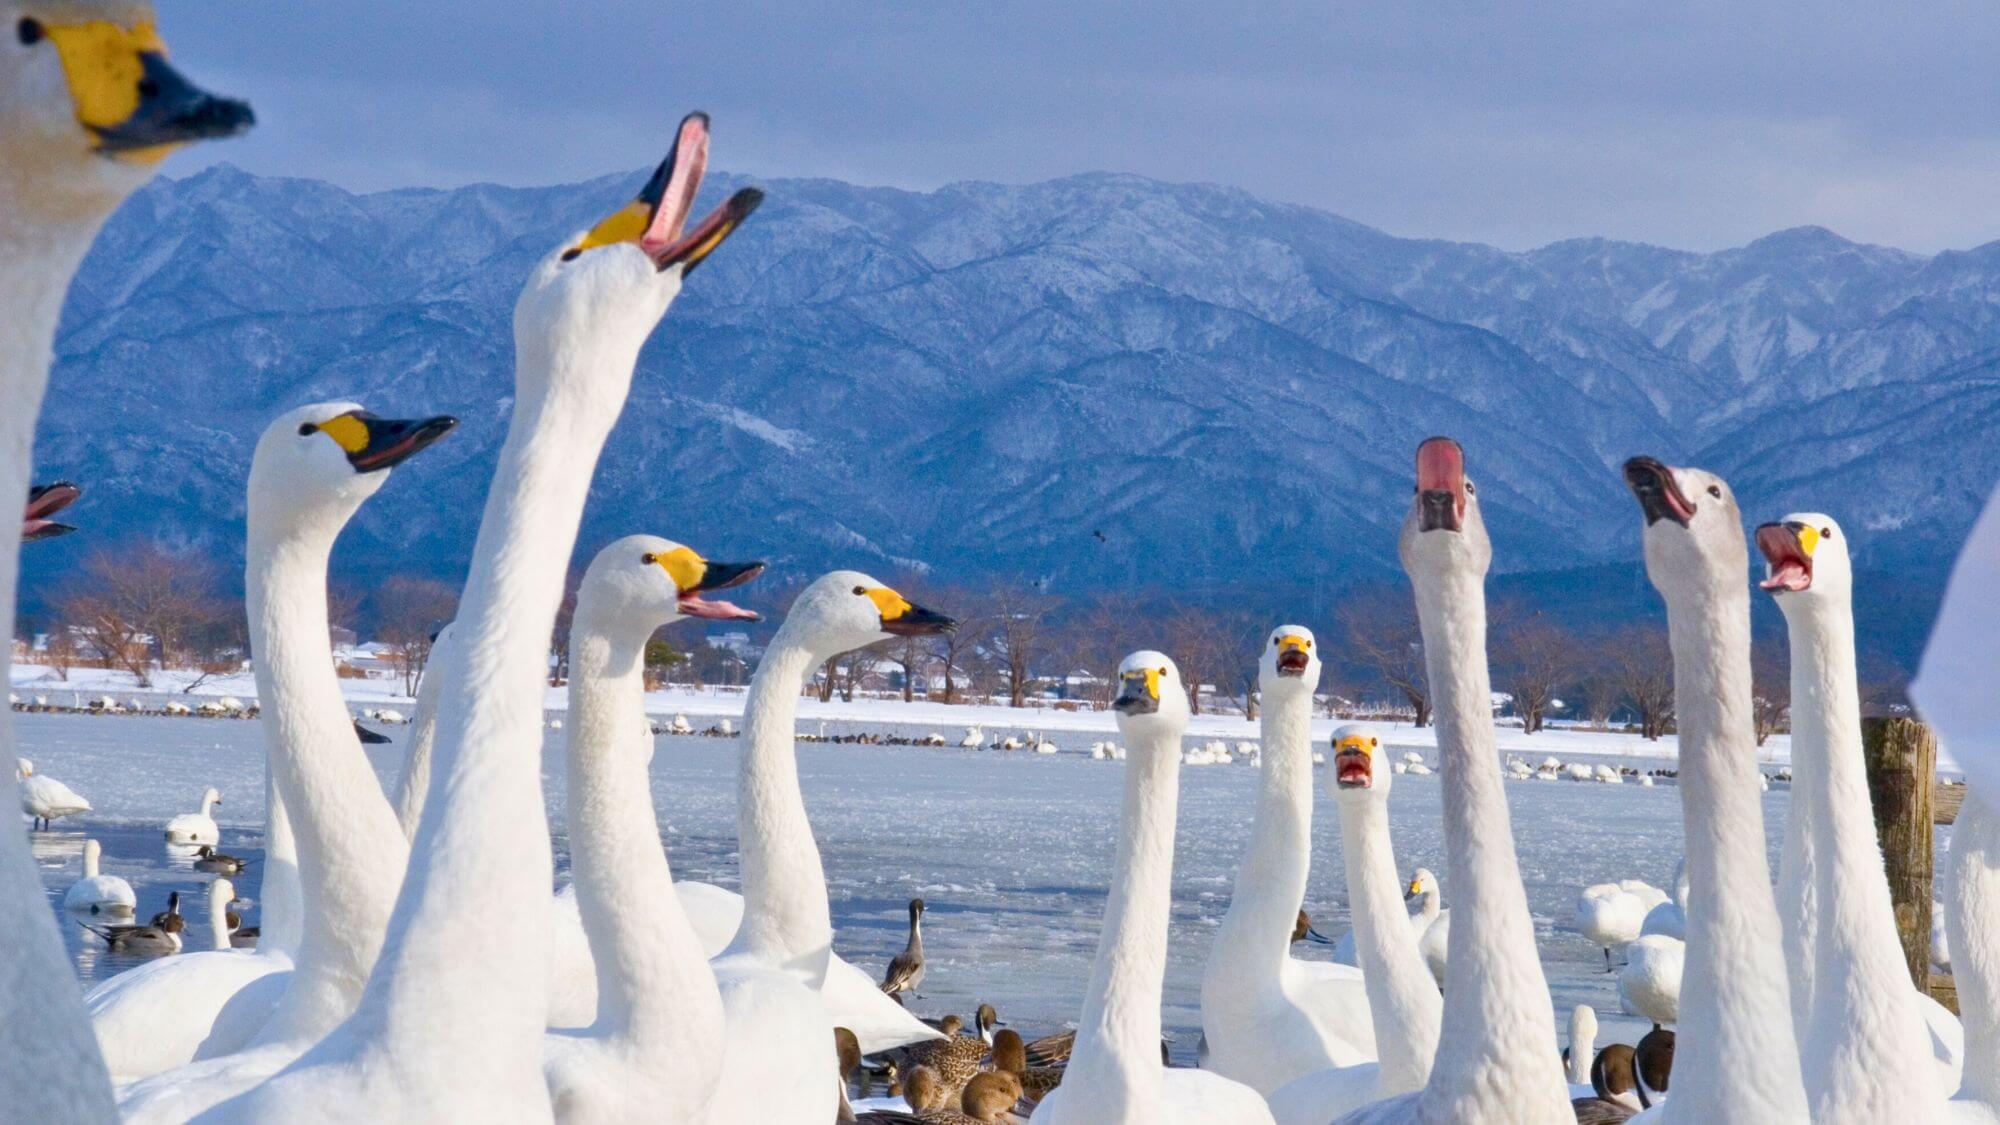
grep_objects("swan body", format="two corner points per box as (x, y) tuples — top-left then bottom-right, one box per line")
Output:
(1577, 882), (1656, 969)
(18, 758), (89, 827)
(1640, 860), (1688, 940)
(1201, 627), (1375, 1095)
(1033, 653), (1272, 1125)
(165, 787), (222, 847)
(1330, 866), (1446, 985)
(63, 839), (134, 918)
(1266, 724), (1443, 1124)
(1622, 456), (1806, 1123)
(1619, 934), (1684, 1026)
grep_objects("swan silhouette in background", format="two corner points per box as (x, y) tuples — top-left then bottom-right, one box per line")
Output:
(165, 788), (223, 847)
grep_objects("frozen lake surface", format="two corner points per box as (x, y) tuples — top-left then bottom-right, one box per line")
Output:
(17, 709), (1788, 1059)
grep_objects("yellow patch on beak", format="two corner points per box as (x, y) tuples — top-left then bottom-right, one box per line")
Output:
(865, 587), (915, 621)
(1278, 635), (1311, 654)
(1408, 879), (1422, 895)
(45, 21), (168, 158)
(1143, 667), (1162, 699)
(315, 414), (370, 454)
(655, 546), (708, 593)
(1796, 525), (1820, 556)
(1336, 735), (1372, 756)
(570, 200), (652, 257)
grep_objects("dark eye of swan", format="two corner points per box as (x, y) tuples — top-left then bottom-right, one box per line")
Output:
(1707, 485), (1723, 498)
(641, 553), (657, 565)
(853, 586), (867, 596)
(297, 423), (317, 436)
(1821, 527), (1833, 538)
(1464, 481), (1476, 495)
(17, 17), (44, 45)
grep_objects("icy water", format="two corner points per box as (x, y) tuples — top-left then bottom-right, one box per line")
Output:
(17, 710), (1783, 1059)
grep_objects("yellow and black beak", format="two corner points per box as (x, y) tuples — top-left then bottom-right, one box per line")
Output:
(305, 412), (458, 474)
(1332, 735), (1375, 790)
(30, 18), (253, 162)
(22, 481), (81, 543)
(654, 546), (766, 621)
(1113, 667), (1164, 715)
(1275, 634), (1312, 677)
(1755, 521), (1816, 593)
(565, 111), (763, 274)
(864, 587), (956, 637)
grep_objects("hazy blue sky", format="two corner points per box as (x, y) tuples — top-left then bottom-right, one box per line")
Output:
(155, 1), (2000, 253)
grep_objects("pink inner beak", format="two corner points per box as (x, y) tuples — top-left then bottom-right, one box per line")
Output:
(1756, 525), (1813, 592)
(640, 115), (710, 261)
(679, 594), (759, 622)
(1415, 437), (1465, 495)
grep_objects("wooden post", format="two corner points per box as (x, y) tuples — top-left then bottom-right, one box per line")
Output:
(1862, 716), (1936, 991)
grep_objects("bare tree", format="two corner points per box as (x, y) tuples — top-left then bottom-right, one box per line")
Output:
(923, 586), (991, 705)
(1165, 605), (1260, 717)
(1606, 625), (1676, 740)
(989, 585), (1057, 708)
(373, 576), (460, 696)
(1491, 603), (1577, 734)
(1750, 638), (1790, 747)
(56, 542), (233, 685)
(42, 626), (76, 682)
(1335, 585), (1431, 727)
(1044, 593), (1145, 708)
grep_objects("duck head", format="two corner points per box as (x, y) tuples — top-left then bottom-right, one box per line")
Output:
(576, 533), (763, 641)
(1623, 456), (1747, 606)
(778, 570), (955, 662)
(22, 480), (79, 541)
(513, 112), (761, 401)
(1399, 436), (1490, 581)
(1, 2), (250, 223)
(250, 403), (456, 542)
(1325, 722), (1390, 798)
(1258, 624), (1321, 696)
(1111, 650), (1190, 741)
(1755, 512), (1851, 612)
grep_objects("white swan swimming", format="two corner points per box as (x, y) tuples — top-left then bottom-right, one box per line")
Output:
(63, 839), (135, 918)
(1031, 653), (1273, 1124)
(0, 12), (247, 1117)
(1622, 455), (1806, 1122)
(17, 757), (90, 828)
(213, 113), (762, 1123)
(544, 534), (761, 1121)
(105, 405), (456, 1113)
(1340, 437), (1572, 1124)
(1201, 626), (1374, 1094)
(708, 570), (956, 1122)
(1266, 724), (1443, 1124)
(1757, 513), (1966, 1114)
(165, 787), (223, 847)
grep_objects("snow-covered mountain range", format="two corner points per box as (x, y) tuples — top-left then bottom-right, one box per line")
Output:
(28, 164), (1996, 660)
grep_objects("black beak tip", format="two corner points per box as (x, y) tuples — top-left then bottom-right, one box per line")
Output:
(729, 188), (766, 219)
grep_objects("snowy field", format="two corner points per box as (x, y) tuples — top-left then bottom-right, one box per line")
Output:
(14, 708), (1800, 1060)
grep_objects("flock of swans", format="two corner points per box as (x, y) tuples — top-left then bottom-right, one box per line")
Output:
(5, 5), (2000, 1122)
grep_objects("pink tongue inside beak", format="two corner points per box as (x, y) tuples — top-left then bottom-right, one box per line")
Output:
(1755, 525), (1812, 591)
(679, 594), (759, 622)
(640, 115), (710, 259)
(1416, 438), (1465, 494)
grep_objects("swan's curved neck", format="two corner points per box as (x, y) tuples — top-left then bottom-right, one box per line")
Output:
(1214, 684), (1313, 984)
(210, 889), (233, 952)
(564, 601), (725, 1065)
(0, 219), (118, 1120)
(1337, 791), (1442, 1094)
(728, 634), (833, 981)
(1949, 788), (2000, 1104)
(1408, 564), (1570, 1120)
(202, 790), (220, 817)
(259, 773), (303, 958)
(1062, 724), (1180, 1122)
(1658, 575), (1807, 1122)
(393, 627), (456, 840)
(245, 498), (411, 1045)
(1786, 594), (1934, 1114)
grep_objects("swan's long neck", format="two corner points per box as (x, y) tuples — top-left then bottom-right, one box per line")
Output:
(210, 887), (233, 953)
(564, 601), (725, 1071)
(1785, 594), (1933, 1114)
(244, 499), (412, 1045)
(339, 311), (641, 1104)
(1775, 708), (1818, 1044)
(1948, 788), (2000, 1105)
(1212, 683), (1312, 989)
(1659, 576), (1807, 1123)
(729, 636), (833, 982)
(1060, 725), (1181, 1122)
(1408, 565), (1570, 1121)
(1337, 791), (1442, 1095)
(258, 775), (303, 958)
(0, 218), (118, 1120)
(393, 626), (456, 840)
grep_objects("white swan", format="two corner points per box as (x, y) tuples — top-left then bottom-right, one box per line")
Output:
(0, 15), (247, 1117)
(1339, 437), (1571, 1124)
(1565, 1004), (1598, 1088)
(708, 570), (957, 1122)
(165, 787), (223, 847)
(544, 534), (761, 1121)
(1032, 653), (1273, 1124)
(391, 621), (456, 840)
(1266, 724), (1443, 1124)
(1622, 455), (1806, 1121)
(1619, 933), (1684, 1027)
(101, 405), (455, 1103)
(1576, 882), (1659, 970)
(17, 757), (90, 829)
(63, 839), (135, 918)
(1201, 627), (1374, 1094)
(1756, 513), (1965, 1114)
(1330, 875), (1449, 987)
(215, 113), (763, 1123)
(1640, 859), (1687, 940)
(962, 726), (986, 749)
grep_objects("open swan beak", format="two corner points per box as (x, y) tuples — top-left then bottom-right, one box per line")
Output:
(566, 111), (764, 274)
(1623, 457), (1696, 528)
(22, 481), (82, 542)
(1414, 437), (1467, 533)
(1756, 521), (1816, 593)
(32, 18), (253, 162)
(679, 558), (766, 622)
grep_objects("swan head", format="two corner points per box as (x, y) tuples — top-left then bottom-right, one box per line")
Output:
(1406, 866), (1438, 905)
(780, 570), (956, 660)
(576, 533), (764, 638)
(1623, 457), (1748, 603)
(1111, 650), (1190, 738)
(1325, 722), (1390, 797)
(251, 403), (457, 536)
(14, 757), (30, 777)
(0, 3), (249, 223)
(1258, 625), (1321, 693)
(1755, 512), (1850, 607)
(513, 112), (761, 385)
(22, 480), (80, 542)
(1399, 436), (1491, 579)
